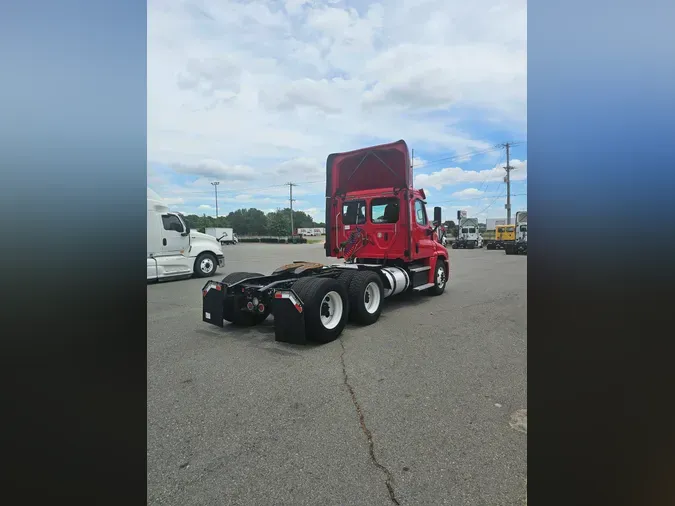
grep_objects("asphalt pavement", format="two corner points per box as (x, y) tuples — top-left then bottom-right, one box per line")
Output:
(147, 243), (527, 506)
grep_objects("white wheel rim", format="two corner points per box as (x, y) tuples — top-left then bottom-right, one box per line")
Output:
(201, 258), (213, 273)
(364, 281), (381, 314)
(320, 291), (343, 330)
(436, 266), (446, 286)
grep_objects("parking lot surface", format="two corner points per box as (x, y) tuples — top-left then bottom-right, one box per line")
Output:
(148, 243), (527, 506)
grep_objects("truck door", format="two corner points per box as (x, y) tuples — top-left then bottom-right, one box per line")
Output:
(161, 213), (189, 255)
(412, 199), (435, 259)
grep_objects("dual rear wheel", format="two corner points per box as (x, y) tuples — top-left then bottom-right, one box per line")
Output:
(337, 270), (384, 326)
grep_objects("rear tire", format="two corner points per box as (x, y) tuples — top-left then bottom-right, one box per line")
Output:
(428, 260), (448, 296)
(345, 271), (384, 325)
(337, 269), (357, 288)
(221, 272), (269, 326)
(291, 277), (348, 344)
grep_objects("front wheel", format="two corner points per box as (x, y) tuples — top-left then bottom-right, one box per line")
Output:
(427, 260), (448, 296)
(194, 253), (218, 277)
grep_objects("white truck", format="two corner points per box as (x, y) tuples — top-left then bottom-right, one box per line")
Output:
(205, 227), (239, 246)
(451, 218), (483, 249)
(147, 188), (225, 281)
(505, 211), (527, 255)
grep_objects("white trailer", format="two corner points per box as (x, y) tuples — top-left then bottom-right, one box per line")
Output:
(205, 227), (239, 245)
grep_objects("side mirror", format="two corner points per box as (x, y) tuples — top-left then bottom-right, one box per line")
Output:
(433, 206), (442, 226)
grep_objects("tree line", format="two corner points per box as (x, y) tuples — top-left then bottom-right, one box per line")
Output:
(183, 207), (325, 237)
(182, 210), (477, 238)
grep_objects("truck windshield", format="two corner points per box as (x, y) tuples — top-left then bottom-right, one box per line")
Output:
(371, 197), (399, 224)
(343, 200), (366, 225)
(520, 226), (527, 232)
(506, 227), (514, 232)
(461, 228), (468, 233)
(468, 228), (476, 233)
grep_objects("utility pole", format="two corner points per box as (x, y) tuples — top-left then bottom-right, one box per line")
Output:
(503, 143), (513, 224)
(286, 182), (297, 236)
(211, 181), (220, 218)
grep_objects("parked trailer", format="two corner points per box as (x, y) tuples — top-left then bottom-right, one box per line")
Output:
(202, 140), (449, 344)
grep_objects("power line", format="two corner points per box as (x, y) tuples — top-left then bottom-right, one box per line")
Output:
(431, 192), (526, 205)
(413, 145), (503, 171)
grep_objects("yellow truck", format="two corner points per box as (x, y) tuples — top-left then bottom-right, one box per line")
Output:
(486, 224), (516, 250)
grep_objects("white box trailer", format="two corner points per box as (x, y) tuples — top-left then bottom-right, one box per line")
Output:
(296, 227), (326, 236)
(205, 227), (238, 245)
(486, 218), (507, 231)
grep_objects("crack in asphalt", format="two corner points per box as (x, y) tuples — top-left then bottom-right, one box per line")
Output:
(339, 339), (401, 505)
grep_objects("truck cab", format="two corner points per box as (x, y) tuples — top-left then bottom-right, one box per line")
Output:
(517, 224), (527, 242)
(452, 218), (483, 249)
(325, 141), (448, 276)
(147, 188), (225, 282)
(498, 225), (516, 241)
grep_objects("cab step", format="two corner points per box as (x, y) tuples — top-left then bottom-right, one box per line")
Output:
(413, 282), (435, 291)
(409, 265), (431, 273)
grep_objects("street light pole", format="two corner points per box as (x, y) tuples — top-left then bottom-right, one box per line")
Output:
(211, 181), (220, 218)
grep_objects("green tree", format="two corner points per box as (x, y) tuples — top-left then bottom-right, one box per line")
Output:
(183, 206), (323, 236)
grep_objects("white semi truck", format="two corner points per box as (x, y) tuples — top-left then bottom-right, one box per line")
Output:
(147, 188), (225, 281)
(451, 217), (483, 249)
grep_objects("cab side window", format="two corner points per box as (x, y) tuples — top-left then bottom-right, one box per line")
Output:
(162, 214), (184, 233)
(414, 200), (427, 226)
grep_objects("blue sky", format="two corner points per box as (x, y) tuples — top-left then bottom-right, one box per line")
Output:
(148, 0), (527, 222)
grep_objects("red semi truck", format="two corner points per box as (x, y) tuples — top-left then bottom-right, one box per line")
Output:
(201, 140), (450, 344)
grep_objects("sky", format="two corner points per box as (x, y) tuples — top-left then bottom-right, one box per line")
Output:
(148, 0), (527, 223)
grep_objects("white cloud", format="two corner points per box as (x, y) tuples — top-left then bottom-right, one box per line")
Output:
(148, 0), (525, 177)
(301, 206), (324, 222)
(198, 204), (213, 209)
(415, 159), (527, 190)
(451, 188), (485, 199)
(148, 0), (526, 217)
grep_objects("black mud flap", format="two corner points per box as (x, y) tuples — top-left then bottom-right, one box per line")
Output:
(272, 290), (306, 344)
(202, 281), (225, 327)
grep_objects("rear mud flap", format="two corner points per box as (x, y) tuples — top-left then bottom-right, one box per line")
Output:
(272, 292), (306, 344)
(202, 281), (225, 327)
